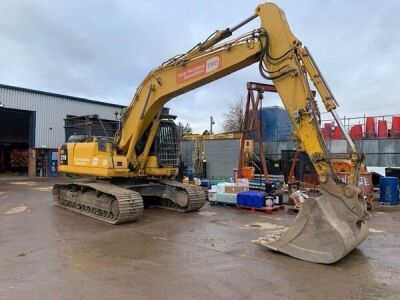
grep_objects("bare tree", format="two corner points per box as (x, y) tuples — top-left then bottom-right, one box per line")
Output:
(183, 123), (192, 135)
(222, 96), (244, 132)
(177, 122), (193, 137)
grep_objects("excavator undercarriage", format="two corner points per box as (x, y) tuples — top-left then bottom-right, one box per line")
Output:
(53, 179), (205, 224)
(53, 181), (144, 224)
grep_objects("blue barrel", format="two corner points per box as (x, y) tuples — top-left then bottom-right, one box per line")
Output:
(200, 179), (210, 188)
(236, 192), (247, 206)
(380, 177), (399, 205)
(237, 191), (265, 208)
(252, 193), (265, 208)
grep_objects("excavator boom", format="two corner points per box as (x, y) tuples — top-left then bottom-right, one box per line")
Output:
(56, 3), (369, 263)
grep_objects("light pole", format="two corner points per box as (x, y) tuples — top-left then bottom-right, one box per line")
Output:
(210, 116), (215, 134)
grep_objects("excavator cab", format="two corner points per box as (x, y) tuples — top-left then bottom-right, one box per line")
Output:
(135, 108), (180, 174)
(154, 120), (180, 167)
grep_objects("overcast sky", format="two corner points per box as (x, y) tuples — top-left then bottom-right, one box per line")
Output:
(0, 0), (399, 133)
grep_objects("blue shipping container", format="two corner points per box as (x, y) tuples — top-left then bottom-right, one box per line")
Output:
(380, 177), (399, 205)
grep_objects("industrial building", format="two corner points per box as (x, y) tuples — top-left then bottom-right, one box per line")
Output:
(0, 84), (123, 176)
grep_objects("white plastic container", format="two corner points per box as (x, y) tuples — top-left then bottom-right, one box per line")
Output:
(208, 190), (217, 201)
(236, 178), (249, 187)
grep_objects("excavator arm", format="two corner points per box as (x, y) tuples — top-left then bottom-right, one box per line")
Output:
(118, 4), (363, 184)
(61, 3), (369, 263)
(116, 28), (262, 169)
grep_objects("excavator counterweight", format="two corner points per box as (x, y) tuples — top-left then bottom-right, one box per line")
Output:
(54, 2), (369, 264)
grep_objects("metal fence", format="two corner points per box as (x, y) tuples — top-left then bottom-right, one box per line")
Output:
(321, 114), (400, 140)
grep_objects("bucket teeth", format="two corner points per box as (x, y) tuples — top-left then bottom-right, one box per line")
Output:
(252, 232), (282, 245)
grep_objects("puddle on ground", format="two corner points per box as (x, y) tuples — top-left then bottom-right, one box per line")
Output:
(8, 181), (37, 186)
(210, 219), (233, 226)
(241, 222), (285, 230)
(198, 211), (217, 216)
(261, 216), (283, 221)
(375, 212), (386, 215)
(4, 204), (29, 215)
(32, 186), (53, 192)
(369, 228), (385, 233)
(153, 236), (168, 241)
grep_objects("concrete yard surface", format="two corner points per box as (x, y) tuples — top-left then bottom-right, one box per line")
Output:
(1, 177), (400, 300)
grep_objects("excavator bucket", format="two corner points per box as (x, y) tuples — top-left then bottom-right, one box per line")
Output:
(253, 180), (369, 264)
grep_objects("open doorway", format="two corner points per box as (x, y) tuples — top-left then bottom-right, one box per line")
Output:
(0, 108), (35, 175)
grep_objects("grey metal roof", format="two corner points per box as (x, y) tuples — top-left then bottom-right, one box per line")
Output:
(0, 83), (124, 108)
(0, 84), (125, 148)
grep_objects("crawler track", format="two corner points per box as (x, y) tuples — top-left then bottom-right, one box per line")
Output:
(53, 179), (205, 224)
(155, 179), (206, 212)
(53, 181), (144, 224)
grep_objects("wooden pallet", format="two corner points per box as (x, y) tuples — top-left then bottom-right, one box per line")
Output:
(287, 206), (300, 215)
(236, 205), (284, 214)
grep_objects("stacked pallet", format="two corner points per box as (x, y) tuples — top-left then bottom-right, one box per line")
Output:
(209, 180), (249, 206)
(10, 149), (28, 168)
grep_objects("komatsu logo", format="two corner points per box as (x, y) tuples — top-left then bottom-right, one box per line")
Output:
(74, 158), (90, 166)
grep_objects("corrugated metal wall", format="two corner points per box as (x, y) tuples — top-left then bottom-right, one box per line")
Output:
(0, 86), (122, 148)
(262, 139), (400, 167)
(180, 140), (195, 163)
(204, 139), (240, 179)
(180, 139), (241, 179)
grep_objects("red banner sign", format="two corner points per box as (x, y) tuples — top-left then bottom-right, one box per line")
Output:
(176, 55), (222, 84)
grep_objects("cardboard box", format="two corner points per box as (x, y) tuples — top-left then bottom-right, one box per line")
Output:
(224, 185), (249, 194)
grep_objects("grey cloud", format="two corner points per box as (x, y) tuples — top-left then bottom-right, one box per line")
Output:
(0, 0), (399, 133)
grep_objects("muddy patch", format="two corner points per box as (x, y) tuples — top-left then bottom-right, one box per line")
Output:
(4, 204), (30, 215)
(241, 222), (285, 230)
(8, 181), (37, 186)
(0, 191), (8, 200)
(198, 211), (217, 217)
(369, 228), (386, 233)
(32, 186), (53, 192)
(153, 236), (168, 241)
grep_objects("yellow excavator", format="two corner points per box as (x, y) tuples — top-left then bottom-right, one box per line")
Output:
(54, 3), (369, 264)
